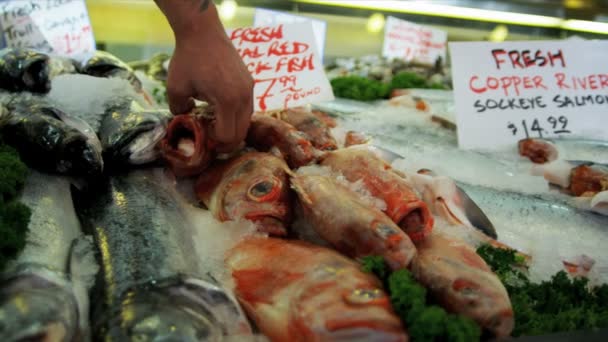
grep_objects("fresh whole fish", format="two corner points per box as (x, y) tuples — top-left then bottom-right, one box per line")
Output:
(0, 171), (97, 341)
(159, 113), (215, 177)
(246, 114), (315, 169)
(99, 100), (172, 167)
(0, 48), (52, 93)
(195, 152), (293, 236)
(411, 233), (514, 338)
(455, 181), (608, 283)
(78, 51), (154, 105)
(320, 148), (434, 242)
(0, 103), (104, 178)
(74, 169), (251, 341)
(311, 109), (337, 128)
(226, 237), (408, 342)
(271, 108), (338, 151)
(291, 174), (417, 270)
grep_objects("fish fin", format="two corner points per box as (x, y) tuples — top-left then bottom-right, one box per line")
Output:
(194, 163), (228, 204)
(67, 235), (99, 336)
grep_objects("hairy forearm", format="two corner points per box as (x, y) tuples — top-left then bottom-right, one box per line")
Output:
(155, 0), (222, 42)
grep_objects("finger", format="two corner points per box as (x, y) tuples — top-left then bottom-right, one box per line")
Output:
(215, 141), (242, 154)
(234, 97), (254, 144)
(211, 104), (236, 144)
(167, 82), (195, 115)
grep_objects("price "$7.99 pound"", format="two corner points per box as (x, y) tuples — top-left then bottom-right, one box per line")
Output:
(507, 115), (571, 139)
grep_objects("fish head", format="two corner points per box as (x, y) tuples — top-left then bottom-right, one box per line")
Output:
(1, 48), (51, 93)
(111, 280), (251, 341)
(0, 275), (80, 342)
(290, 261), (406, 341)
(159, 114), (214, 177)
(103, 109), (171, 166)
(414, 235), (514, 337)
(196, 152), (292, 236)
(61, 133), (104, 177)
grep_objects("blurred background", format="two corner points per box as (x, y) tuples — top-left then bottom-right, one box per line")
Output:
(88, 0), (608, 62)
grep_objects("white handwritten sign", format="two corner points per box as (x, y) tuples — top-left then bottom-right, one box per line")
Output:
(0, 0), (95, 61)
(253, 8), (327, 62)
(449, 40), (608, 151)
(229, 22), (335, 112)
(382, 16), (447, 66)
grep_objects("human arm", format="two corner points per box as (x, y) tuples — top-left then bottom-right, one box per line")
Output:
(155, 0), (254, 152)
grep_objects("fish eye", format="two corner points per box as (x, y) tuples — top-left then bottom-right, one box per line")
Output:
(247, 177), (282, 202)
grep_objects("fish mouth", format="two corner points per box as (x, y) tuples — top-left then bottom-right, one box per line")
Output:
(394, 205), (433, 243)
(21, 56), (51, 93)
(128, 124), (167, 165)
(0, 274), (80, 342)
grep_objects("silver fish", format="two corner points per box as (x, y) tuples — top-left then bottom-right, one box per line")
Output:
(456, 182), (608, 281)
(99, 100), (172, 167)
(74, 169), (252, 341)
(0, 171), (97, 342)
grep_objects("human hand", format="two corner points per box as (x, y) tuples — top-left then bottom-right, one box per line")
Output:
(166, 19), (253, 153)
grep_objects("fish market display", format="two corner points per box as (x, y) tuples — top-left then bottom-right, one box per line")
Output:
(0, 102), (104, 178)
(291, 174), (417, 270)
(271, 108), (338, 151)
(0, 171), (97, 341)
(98, 100), (172, 167)
(159, 112), (216, 177)
(226, 237), (408, 342)
(320, 148), (434, 242)
(74, 169), (252, 340)
(411, 233), (513, 337)
(246, 114), (315, 168)
(195, 152), (293, 236)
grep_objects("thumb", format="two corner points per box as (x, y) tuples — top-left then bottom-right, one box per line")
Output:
(167, 81), (195, 115)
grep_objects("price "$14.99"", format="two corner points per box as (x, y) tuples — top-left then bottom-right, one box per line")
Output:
(507, 115), (571, 139)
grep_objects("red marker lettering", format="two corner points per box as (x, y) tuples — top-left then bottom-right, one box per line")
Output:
(469, 76), (487, 93)
(555, 73), (569, 89)
(491, 49), (507, 69)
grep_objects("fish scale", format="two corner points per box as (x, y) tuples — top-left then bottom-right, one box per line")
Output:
(74, 169), (251, 341)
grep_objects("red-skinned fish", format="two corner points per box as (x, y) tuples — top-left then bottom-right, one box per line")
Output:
(226, 237), (409, 342)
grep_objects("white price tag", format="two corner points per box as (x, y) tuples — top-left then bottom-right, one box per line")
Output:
(449, 40), (608, 150)
(382, 16), (447, 66)
(229, 22), (335, 112)
(0, 0), (96, 61)
(253, 8), (327, 63)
